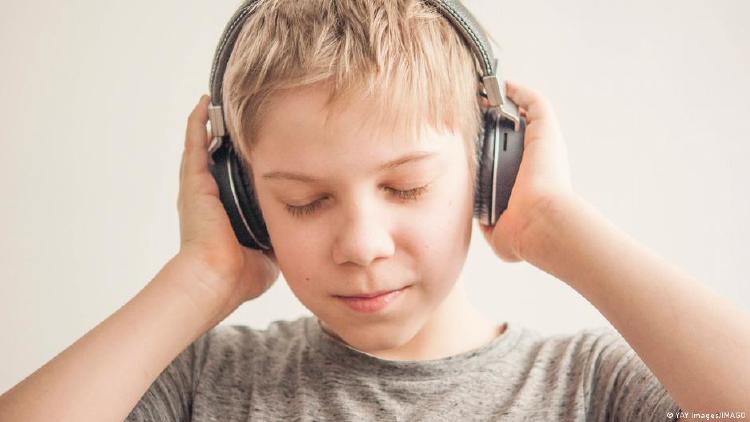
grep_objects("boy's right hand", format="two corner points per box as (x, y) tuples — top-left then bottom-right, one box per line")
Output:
(175, 95), (279, 314)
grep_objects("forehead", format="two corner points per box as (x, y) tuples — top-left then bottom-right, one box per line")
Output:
(251, 82), (463, 171)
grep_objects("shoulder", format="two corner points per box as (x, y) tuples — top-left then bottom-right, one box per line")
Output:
(125, 317), (316, 420)
(521, 325), (678, 420)
(189, 315), (313, 375)
(512, 324), (627, 368)
(195, 315), (312, 352)
(504, 324), (637, 394)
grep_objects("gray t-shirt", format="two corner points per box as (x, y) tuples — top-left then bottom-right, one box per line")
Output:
(125, 315), (681, 421)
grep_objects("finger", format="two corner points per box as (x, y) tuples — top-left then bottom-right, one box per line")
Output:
(179, 129), (210, 187)
(177, 151), (185, 209)
(182, 95), (212, 181)
(505, 80), (555, 124)
(179, 146), (186, 187)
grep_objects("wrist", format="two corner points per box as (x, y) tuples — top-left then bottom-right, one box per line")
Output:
(517, 193), (588, 263)
(158, 253), (236, 326)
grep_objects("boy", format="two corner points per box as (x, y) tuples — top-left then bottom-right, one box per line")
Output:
(1, 0), (748, 420)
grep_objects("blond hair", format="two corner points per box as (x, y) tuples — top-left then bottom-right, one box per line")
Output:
(222, 0), (489, 179)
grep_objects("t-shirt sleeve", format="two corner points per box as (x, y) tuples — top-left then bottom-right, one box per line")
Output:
(124, 337), (200, 422)
(584, 328), (682, 422)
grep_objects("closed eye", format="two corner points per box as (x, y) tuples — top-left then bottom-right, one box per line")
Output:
(285, 185), (431, 218)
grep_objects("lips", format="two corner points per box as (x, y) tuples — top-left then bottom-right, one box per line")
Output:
(335, 286), (410, 313)
(336, 287), (406, 299)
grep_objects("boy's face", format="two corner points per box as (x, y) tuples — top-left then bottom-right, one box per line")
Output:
(249, 81), (475, 354)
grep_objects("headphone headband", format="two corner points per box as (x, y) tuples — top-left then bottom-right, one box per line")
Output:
(205, 0), (526, 249)
(206, 0), (520, 144)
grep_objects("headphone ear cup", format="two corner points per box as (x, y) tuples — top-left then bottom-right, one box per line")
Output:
(474, 110), (496, 225)
(473, 111), (526, 227)
(494, 117), (525, 223)
(208, 139), (272, 250)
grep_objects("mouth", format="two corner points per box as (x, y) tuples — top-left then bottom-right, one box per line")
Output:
(334, 286), (410, 313)
(335, 286), (409, 299)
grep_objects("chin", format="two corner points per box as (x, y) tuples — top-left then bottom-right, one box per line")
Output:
(329, 317), (422, 355)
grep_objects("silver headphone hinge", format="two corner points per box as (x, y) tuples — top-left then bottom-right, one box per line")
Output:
(208, 104), (227, 138)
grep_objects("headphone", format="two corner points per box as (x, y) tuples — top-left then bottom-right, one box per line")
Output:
(206, 0), (526, 251)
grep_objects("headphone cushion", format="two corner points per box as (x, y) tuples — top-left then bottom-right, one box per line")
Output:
(208, 141), (272, 250)
(228, 150), (272, 249)
(473, 110), (496, 223)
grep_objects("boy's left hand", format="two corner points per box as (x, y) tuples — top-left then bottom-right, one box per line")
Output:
(478, 81), (576, 262)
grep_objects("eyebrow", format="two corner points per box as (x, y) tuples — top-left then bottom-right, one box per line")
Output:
(261, 150), (438, 183)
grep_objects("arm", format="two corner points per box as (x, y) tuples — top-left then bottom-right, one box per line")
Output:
(0, 253), (230, 422)
(480, 81), (749, 418)
(519, 194), (750, 415)
(0, 95), (279, 421)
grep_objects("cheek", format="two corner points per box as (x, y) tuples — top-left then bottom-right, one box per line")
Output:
(273, 238), (323, 296)
(401, 185), (473, 289)
(259, 211), (328, 301)
(410, 171), (474, 252)
(255, 192), (327, 277)
(276, 257), (329, 313)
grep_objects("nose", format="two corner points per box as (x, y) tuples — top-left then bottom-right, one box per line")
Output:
(331, 195), (395, 266)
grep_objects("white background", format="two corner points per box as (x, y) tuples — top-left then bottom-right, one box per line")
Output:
(1, 0), (748, 392)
